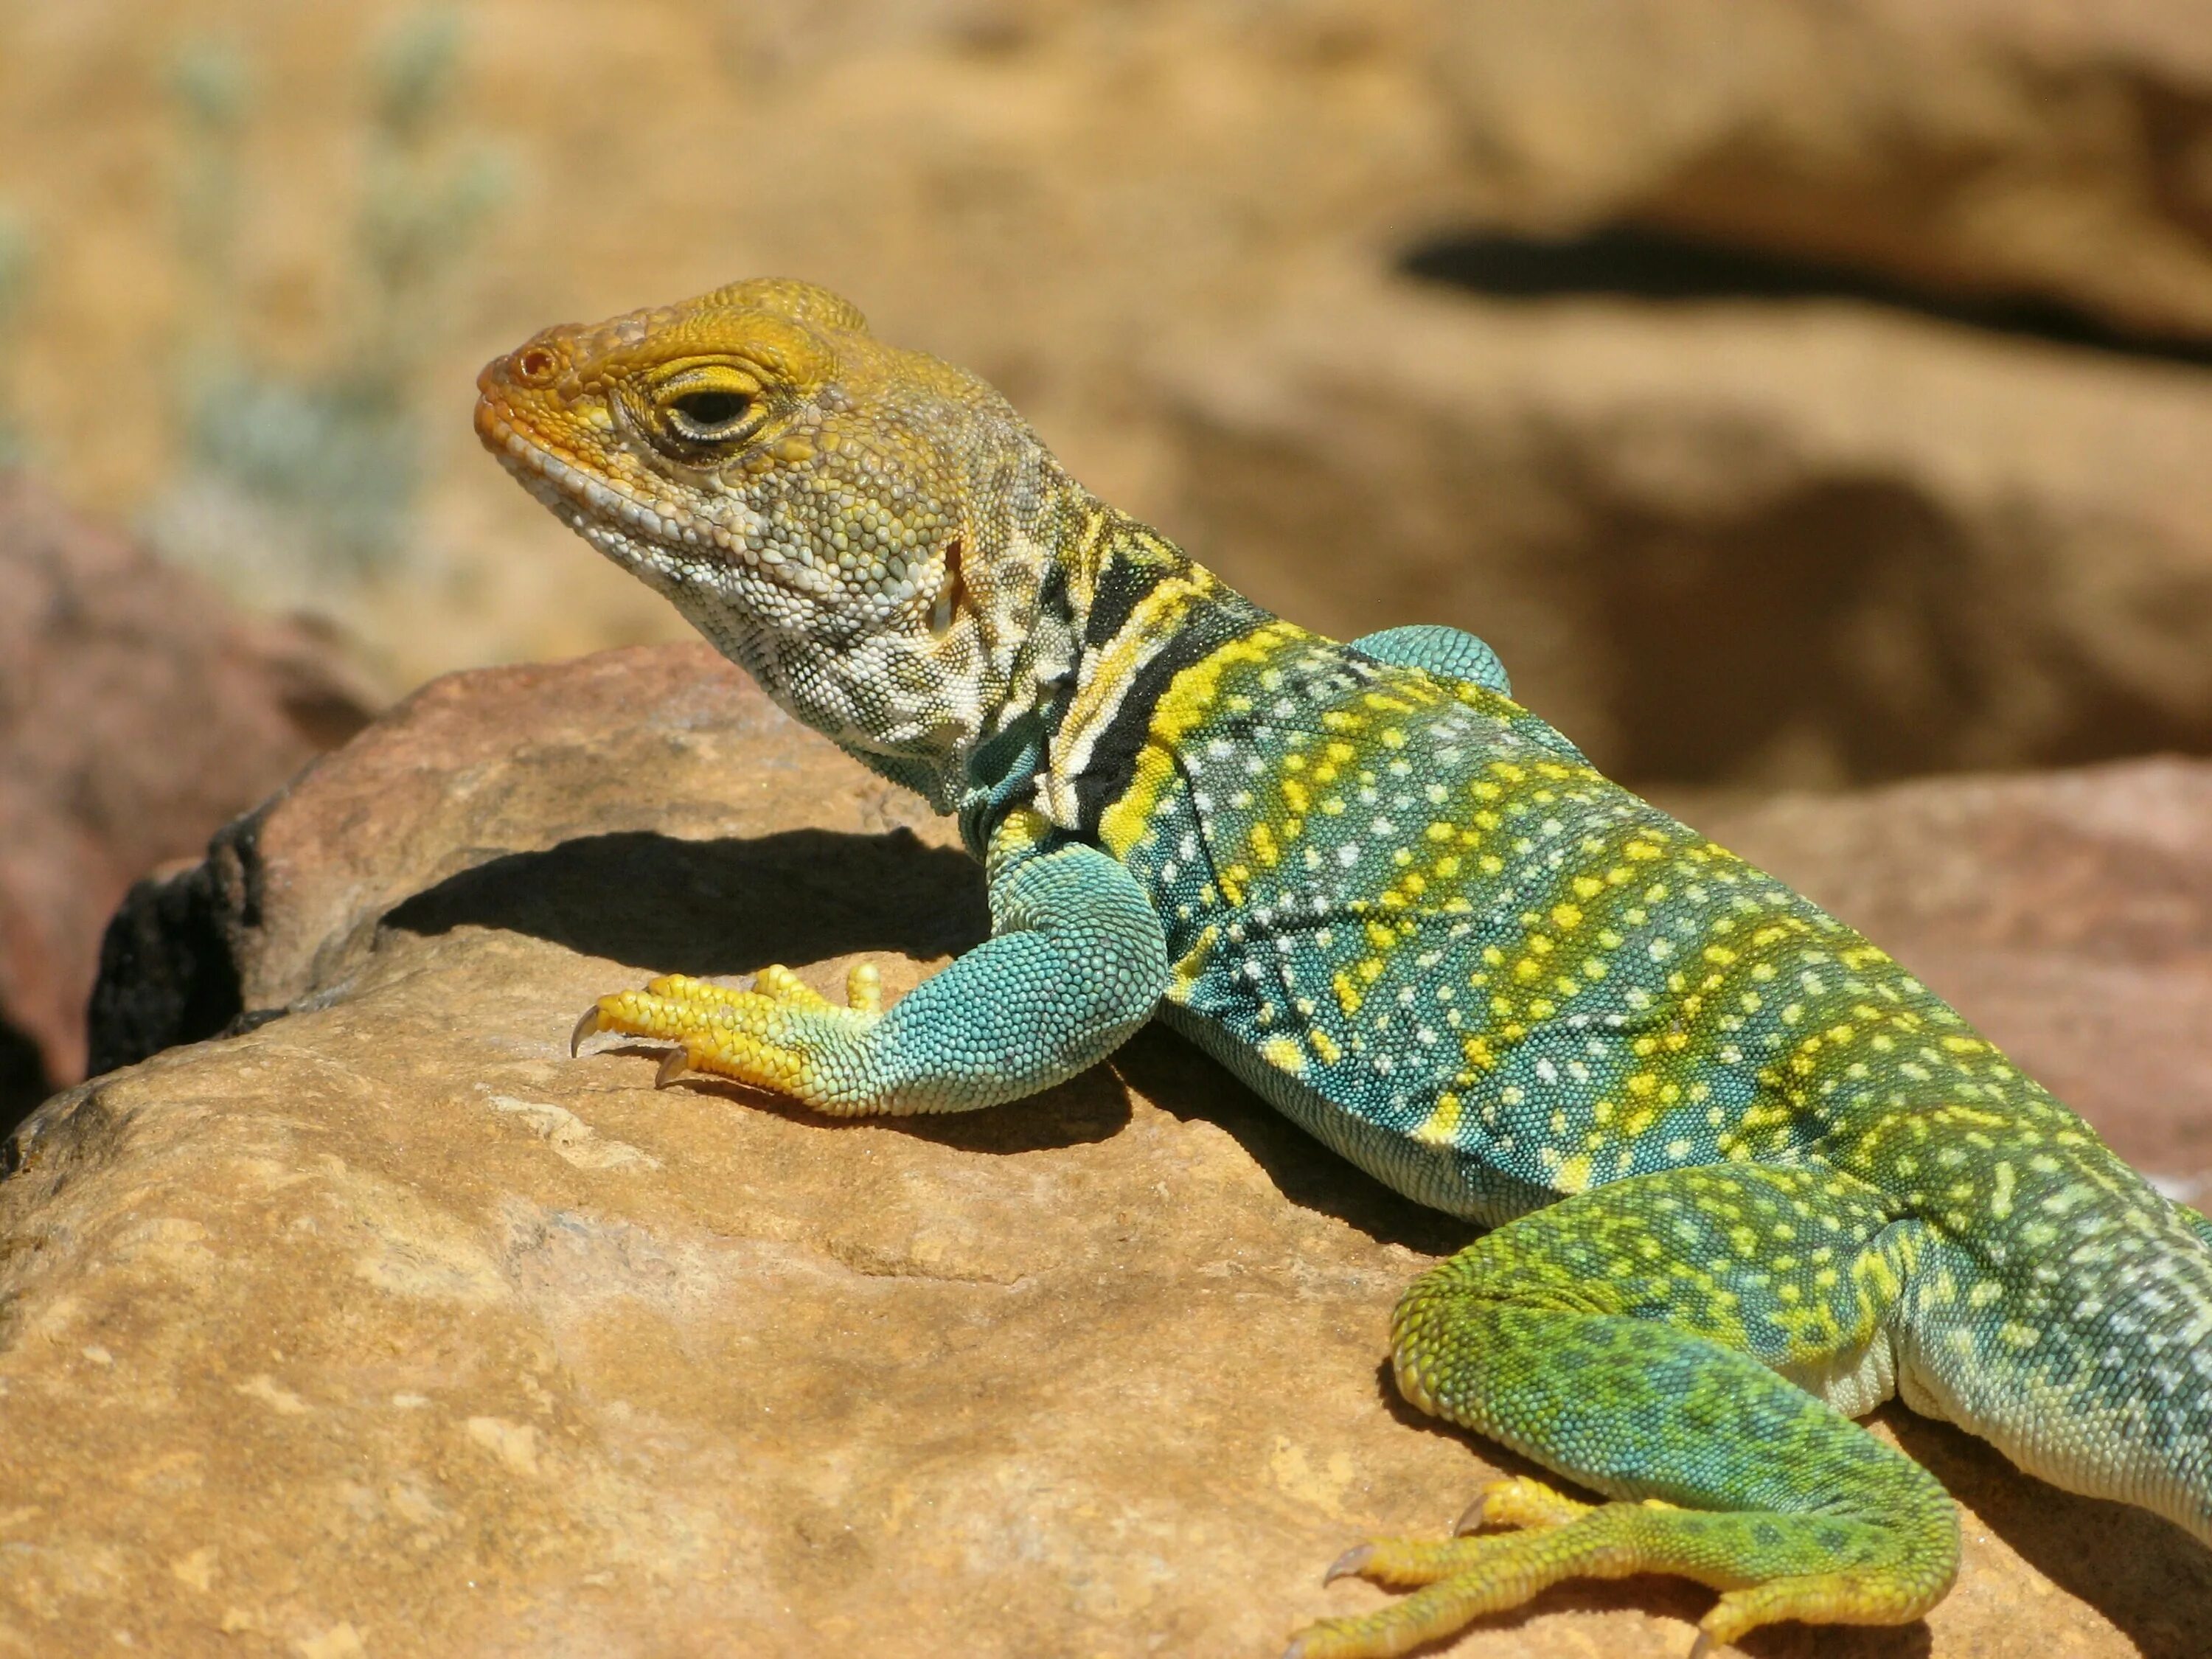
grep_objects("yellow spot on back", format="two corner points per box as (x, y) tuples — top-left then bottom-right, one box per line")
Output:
(1332, 971), (1363, 1017)
(1413, 1094), (1464, 1147)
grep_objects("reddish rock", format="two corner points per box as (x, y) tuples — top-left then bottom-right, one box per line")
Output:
(81, 641), (975, 1083)
(0, 474), (378, 1132)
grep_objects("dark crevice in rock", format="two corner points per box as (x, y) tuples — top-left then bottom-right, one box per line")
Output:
(0, 1020), (52, 1149)
(83, 800), (289, 1077)
(85, 860), (245, 1080)
(1401, 223), (2212, 367)
(1572, 476), (2212, 787)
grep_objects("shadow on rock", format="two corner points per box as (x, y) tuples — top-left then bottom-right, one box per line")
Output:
(1110, 1026), (1476, 1258)
(384, 827), (990, 977)
(622, 1047), (1133, 1155)
(1889, 1411), (2212, 1659)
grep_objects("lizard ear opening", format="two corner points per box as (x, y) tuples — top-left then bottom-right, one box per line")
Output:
(928, 535), (966, 638)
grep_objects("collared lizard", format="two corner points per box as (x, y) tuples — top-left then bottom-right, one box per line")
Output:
(476, 278), (2212, 1656)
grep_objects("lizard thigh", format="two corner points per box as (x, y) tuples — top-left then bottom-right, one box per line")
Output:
(1288, 1162), (1959, 1658)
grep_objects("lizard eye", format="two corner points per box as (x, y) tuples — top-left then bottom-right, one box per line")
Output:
(667, 389), (754, 440)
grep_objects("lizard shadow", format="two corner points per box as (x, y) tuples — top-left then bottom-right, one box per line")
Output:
(604, 1044), (1133, 1153)
(1108, 1025), (1477, 1258)
(1885, 1411), (2212, 1659)
(383, 827), (990, 975)
(389, 827), (1127, 1152)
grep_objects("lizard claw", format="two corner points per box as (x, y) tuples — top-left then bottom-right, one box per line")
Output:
(1323, 1544), (1375, 1585)
(1451, 1475), (1592, 1535)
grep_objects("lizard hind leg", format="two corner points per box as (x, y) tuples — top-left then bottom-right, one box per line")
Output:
(1288, 1164), (1961, 1658)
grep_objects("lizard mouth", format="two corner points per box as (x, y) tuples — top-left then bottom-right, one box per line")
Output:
(473, 385), (728, 560)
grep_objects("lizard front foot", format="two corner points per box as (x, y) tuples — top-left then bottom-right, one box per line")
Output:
(571, 964), (883, 1105)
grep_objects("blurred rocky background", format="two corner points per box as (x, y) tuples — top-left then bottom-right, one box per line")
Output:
(7, 6), (2212, 1652)
(4, 0), (2212, 1113)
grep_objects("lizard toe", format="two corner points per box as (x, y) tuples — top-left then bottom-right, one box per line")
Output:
(1454, 1475), (1593, 1536)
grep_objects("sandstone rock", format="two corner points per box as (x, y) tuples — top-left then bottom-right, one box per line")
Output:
(1430, 0), (2212, 341)
(0, 473), (378, 1136)
(1152, 261), (2212, 787)
(7, 645), (2208, 1656)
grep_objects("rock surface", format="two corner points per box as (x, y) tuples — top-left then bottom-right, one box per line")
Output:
(0, 473), (377, 1135)
(5, 644), (2210, 1657)
(1154, 260), (2212, 787)
(1429, 0), (2212, 341)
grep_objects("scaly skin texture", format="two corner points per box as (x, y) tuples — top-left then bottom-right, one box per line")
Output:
(477, 279), (2212, 1656)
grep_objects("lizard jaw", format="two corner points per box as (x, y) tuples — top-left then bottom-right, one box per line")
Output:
(477, 393), (741, 568)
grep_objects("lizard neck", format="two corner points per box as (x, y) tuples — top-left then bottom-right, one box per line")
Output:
(778, 448), (1280, 835)
(1019, 501), (1282, 840)
(760, 437), (1104, 814)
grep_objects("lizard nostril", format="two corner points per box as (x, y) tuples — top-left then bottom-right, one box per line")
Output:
(514, 345), (559, 386)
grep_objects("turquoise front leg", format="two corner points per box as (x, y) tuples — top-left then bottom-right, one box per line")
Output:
(1351, 624), (1512, 696)
(573, 807), (1170, 1113)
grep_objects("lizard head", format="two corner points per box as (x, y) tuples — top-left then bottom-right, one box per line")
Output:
(476, 277), (1073, 806)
